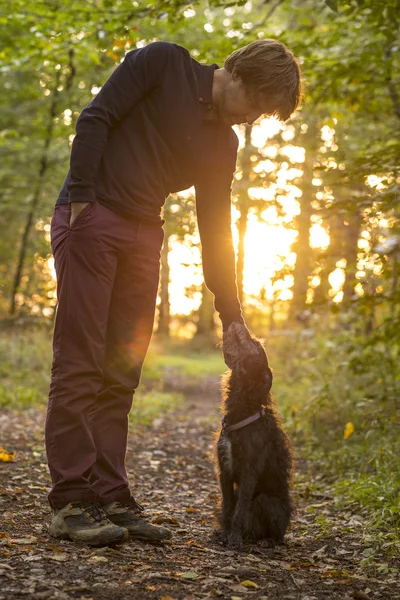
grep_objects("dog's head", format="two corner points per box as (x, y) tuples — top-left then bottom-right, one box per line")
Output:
(223, 323), (273, 393)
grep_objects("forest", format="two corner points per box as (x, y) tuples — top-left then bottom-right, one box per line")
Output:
(0, 0), (399, 598)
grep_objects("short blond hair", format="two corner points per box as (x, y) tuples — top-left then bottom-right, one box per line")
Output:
(225, 39), (303, 121)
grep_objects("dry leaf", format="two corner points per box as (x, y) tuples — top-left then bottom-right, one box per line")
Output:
(49, 553), (68, 562)
(8, 536), (37, 544)
(240, 580), (259, 588)
(88, 555), (108, 563)
(153, 515), (179, 525)
(0, 448), (16, 462)
(180, 572), (198, 579)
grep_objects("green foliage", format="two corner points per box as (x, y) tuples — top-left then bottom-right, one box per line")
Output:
(269, 318), (400, 548)
(0, 326), (53, 408)
(130, 389), (183, 428)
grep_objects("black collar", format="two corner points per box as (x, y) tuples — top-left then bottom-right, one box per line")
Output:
(197, 63), (218, 110)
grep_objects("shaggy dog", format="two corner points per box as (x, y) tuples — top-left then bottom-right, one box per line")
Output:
(216, 323), (294, 550)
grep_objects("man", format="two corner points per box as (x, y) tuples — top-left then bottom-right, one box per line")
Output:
(47, 39), (302, 546)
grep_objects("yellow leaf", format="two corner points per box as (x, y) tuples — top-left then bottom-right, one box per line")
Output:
(186, 507), (197, 513)
(343, 422), (354, 440)
(0, 448), (16, 462)
(240, 580), (259, 588)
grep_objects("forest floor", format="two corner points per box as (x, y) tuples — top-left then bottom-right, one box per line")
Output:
(0, 387), (399, 600)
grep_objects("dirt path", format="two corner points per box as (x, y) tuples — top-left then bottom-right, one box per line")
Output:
(0, 395), (399, 600)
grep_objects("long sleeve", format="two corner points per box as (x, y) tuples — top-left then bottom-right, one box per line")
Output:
(195, 171), (244, 330)
(68, 42), (177, 203)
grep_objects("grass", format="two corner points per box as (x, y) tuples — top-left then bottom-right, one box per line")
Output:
(0, 329), (217, 426)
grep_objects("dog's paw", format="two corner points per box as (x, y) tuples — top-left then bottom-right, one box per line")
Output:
(257, 538), (276, 549)
(210, 530), (227, 544)
(227, 532), (244, 552)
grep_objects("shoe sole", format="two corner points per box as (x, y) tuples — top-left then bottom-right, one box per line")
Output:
(49, 527), (129, 547)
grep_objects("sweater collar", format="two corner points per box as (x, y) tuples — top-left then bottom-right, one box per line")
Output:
(197, 63), (218, 109)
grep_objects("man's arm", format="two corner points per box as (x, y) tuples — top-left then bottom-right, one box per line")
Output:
(195, 175), (244, 331)
(68, 41), (178, 204)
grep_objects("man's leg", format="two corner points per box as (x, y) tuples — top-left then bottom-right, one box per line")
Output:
(88, 208), (164, 502)
(87, 207), (171, 540)
(46, 203), (121, 509)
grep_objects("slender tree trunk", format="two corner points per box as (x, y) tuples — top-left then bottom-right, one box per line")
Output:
(290, 118), (318, 317)
(236, 125), (253, 305)
(342, 212), (362, 305)
(391, 248), (399, 319)
(157, 233), (171, 337)
(10, 70), (60, 316)
(195, 283), (215, 337)
(314, 213), (344, 307)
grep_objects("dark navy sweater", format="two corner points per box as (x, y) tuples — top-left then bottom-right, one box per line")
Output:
(57, 41), (243, 328)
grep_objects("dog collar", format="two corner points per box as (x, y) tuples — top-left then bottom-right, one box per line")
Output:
(222, 408), (266, 435)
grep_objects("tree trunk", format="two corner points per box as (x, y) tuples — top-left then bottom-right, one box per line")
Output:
(342, 212), (362, 305)
(290, 118), (318, 317)
(10, 70), (60, 316)
(314, 213), (344, 307)
(195, 282), (215, 337)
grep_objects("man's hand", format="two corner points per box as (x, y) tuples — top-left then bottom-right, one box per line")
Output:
(222, 321), (260, 369)
(69, 202), (91, 228)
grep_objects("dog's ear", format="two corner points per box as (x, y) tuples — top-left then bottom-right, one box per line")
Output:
(265, 366), (273, 394)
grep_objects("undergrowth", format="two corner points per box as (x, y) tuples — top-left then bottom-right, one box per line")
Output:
(1, 322), (399, 552)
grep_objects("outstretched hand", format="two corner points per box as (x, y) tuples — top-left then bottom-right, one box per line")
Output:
(222, 321), (262, 369)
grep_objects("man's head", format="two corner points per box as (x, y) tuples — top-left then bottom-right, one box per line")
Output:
(213, 39), (303, 126)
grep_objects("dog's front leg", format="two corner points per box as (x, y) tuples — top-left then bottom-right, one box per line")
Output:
(219, 470), (235, 542)
(228, 474), (257, 551)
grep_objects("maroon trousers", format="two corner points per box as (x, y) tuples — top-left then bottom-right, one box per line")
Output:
(46, 202), (163, 509)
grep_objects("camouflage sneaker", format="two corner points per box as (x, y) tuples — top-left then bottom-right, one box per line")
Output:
(49, 501), (128, 546)
(103, 499), (172, 542)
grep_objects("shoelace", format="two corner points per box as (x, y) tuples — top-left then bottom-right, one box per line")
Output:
(71, 501), (107, 523)
(116, 498), (144, 513)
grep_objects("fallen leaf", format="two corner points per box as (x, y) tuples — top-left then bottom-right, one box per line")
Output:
(88, 555), (108, 563)
(153, 515), (179, 525)
(240, 580), (259, 588)
(8, 536), (37, 544)
(180, 572), (198, 579)
(0, 448), (16, 462)
(49, 553), (68, 562)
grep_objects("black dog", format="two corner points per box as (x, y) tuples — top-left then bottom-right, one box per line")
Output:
(216, 324), (294, 550)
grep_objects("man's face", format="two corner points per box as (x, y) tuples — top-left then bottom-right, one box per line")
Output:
(217, 74), (264, 126)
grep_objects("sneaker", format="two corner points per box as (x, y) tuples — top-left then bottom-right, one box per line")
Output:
(103, 498), (172, 542)
(49, 501), (128, 546)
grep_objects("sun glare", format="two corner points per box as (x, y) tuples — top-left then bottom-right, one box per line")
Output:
(47, 119), (342, 318)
